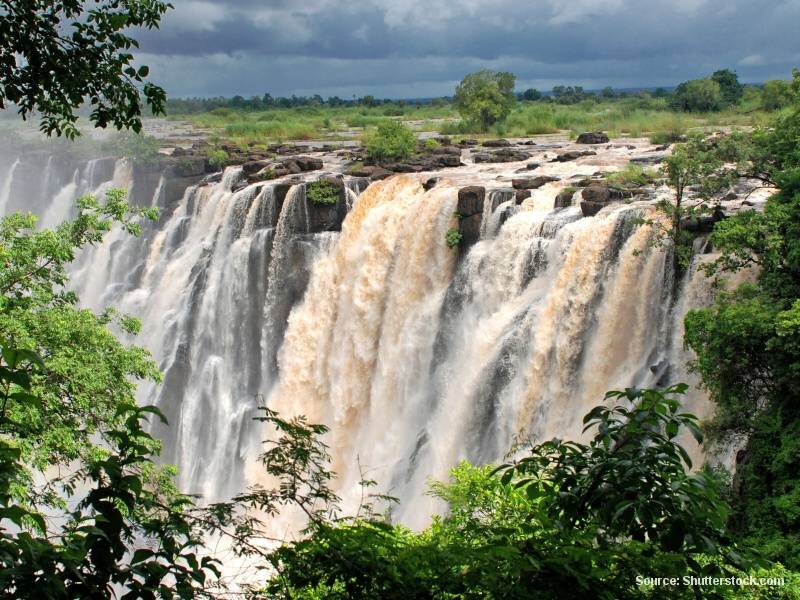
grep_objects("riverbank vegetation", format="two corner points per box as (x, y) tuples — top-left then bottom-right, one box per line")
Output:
(157, 69), (790, 151)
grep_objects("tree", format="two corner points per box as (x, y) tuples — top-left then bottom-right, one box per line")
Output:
(761, 79), (791, 111)
(636, 132), (749, 274)
(0, 193), (233, 598)
(711, 69), (745, 107)
(454, 70), (516, 133)
(523, 87), (542, 101)
(672, 77), (722, 112)
(683, 68), (800, 569)
(0, 0), (172, 138)
(601, 86), (615, 98)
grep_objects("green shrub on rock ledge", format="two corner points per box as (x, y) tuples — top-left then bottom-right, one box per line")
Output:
(306, 180), (340, 205)
(445, 227), (462, 249)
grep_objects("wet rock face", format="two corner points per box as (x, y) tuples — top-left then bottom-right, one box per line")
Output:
(307, 177), (347, 233)
(457, 186), (485, 217)
(576, 131), (610, 144)
(457, 186), (486, 250)
(554, 191), (575, 209)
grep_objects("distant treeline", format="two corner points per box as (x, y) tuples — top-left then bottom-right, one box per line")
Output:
(164, 69), (787, 116)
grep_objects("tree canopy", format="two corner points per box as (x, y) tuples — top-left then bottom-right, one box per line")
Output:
(454, 70), (516, 133)
(0, 0), (172, 138)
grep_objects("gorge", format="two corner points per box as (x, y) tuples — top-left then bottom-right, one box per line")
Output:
(0, 134), (764, 530)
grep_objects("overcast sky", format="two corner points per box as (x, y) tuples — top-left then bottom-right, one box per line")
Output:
(133, 0), (800, 99)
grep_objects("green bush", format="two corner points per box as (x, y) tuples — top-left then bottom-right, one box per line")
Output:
(366, 120), (416, 160)
(207, 149), (228, 170)
(306, 180), (339, 204)
(445, 227), (462, 248)
(650, 131), (670, 144)
(424, 138), (441, 149)
(262, 168), (276, 180)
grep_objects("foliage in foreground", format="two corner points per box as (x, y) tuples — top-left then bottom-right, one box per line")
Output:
(254, 386), (765, 600)
(683, 68), (800, 570)
(0, 0), (171, 137)
(0, 193), (227, 598)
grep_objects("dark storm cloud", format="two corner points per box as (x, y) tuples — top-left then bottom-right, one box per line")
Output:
(133, 0), (800, 97)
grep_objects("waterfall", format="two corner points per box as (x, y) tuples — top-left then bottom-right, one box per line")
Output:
(0, 158), (20, 216)
(0, 146), (720, 528)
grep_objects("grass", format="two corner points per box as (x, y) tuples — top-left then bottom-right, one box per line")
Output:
(605, 164), (659, 186)
(163, 97), (784, 147)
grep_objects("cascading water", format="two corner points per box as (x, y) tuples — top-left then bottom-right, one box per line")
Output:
(0, 144), (729, 530)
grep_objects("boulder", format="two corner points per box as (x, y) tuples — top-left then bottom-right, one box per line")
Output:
(581, 185), (611, 203)
(472, 153), (492, 163)
(526, 162), (541, 170)
(489, 149), (531, 163)
(630, 156), (664, 165)
(512, 176), (559, 190)
(581, 201), (607, 217)
(576, 131), (609, 144)
(385, 163), (422, 173)
(554, 150), (597, 162)
(430, 147), (462, 155)
(437, 154), (462, 167)
(423, 177), (440, 191)
(350, 166), (376, 177)
(295, 156), (324, 171)
(460, 138), (479, 146)
(369, 167), (395, 181)
(457, 186), (486, 217)
(282, 161), (302, 174)
(242, 160), (270, 174)
(482, 138), (512, 147)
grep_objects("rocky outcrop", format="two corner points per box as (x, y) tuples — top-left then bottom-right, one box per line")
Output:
(307, 177), (348, 233)
(553, 150), (597, 162)
(350, 165), (395, 180)
(576, 131), (609, 144)
(515, 190), (531, 204)
(457, 186), (485, 217)
(582, 185), (611, 203)
(512, 176), (559, 190)
(473, 149), (531, 163)
(482, 138), (512, 147)
(457, 186), (486, 250)
(580, 184), (613, 217)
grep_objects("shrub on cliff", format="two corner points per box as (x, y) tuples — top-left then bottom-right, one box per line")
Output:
(306, 180), (340, 204)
